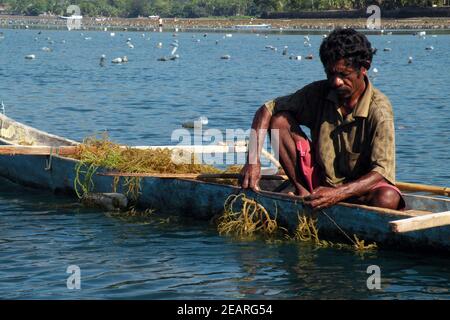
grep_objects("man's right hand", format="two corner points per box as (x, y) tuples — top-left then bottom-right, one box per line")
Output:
(240, 163), (261, 192)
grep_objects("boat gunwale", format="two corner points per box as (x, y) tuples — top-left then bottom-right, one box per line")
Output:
(1, 113), (449, 220)
(0, 113), (79, 146)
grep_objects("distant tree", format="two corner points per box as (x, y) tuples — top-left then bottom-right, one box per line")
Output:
(25, 0), (47, 15)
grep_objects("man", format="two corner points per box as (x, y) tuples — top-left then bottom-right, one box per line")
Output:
(240, 28), (404, 210)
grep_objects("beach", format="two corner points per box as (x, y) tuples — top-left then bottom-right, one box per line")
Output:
(1, 15), (450, 32)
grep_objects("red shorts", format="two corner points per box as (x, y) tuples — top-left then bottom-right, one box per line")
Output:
(296, 138), (405, 209)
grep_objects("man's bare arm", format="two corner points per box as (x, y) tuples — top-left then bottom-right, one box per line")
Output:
(240, 105), (272, 191)
(304, 171), (385, 209)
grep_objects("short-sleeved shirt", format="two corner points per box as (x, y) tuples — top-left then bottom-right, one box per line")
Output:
(264, 78), (396, 187)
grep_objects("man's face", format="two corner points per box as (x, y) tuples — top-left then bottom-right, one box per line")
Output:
(325, 59), (366, 99)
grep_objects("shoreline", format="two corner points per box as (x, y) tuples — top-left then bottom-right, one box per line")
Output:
(1, 15), (450, 33)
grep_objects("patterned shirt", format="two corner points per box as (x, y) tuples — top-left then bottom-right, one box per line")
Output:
(264, 78), (396, 186)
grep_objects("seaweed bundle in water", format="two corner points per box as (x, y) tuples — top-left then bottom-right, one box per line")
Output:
(292, 213), (377, 251)
(218, 193), (284, 239)
(218, 194), (377, 251)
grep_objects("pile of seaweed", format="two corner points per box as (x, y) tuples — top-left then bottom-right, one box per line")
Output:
(69, 134), (241, 199)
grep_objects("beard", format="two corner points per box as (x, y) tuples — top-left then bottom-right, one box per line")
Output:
(336, 87), (352, 97)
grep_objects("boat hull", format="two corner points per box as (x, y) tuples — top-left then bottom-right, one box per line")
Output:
(1, 114), (450, 252)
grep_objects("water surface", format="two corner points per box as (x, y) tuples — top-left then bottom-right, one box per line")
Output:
(0, 29), (449, 299)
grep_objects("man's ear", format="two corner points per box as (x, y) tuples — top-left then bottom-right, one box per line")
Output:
(360, 67), (367, 76)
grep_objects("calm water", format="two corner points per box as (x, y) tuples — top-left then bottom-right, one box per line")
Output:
(0, 29), (449, 299)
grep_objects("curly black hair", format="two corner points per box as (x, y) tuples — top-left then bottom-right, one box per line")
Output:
(319, 28), (373, 70)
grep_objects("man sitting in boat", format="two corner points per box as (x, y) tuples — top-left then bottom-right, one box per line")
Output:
(240, 28), (405, 210)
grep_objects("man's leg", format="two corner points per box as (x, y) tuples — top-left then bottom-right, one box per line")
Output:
(269, 112), (310, 197)
(365, 187), (402, 210)
(352, 186), (403, 210)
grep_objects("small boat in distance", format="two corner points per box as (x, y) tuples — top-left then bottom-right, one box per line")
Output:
(233, 24), (272, 30)
(59, 15), (83, 20)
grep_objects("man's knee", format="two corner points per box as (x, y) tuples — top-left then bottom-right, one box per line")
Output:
(269, 112), (295, 130)
(369, 187), (401, 210)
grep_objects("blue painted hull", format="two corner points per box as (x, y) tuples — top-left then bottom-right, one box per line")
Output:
(1, 113), (450, 252)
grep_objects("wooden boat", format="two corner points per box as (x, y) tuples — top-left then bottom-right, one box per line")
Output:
(1, 113), (450, 252)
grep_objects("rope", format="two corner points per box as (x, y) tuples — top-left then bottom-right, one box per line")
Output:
(318, 208), (358, 247)
(45, 146), (60, 171)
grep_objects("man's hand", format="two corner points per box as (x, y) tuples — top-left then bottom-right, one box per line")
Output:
(303, 186), (345, 209)
(240, 163), (261, 192)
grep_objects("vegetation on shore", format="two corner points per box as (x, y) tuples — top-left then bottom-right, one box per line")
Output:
(0, 0), (445, 19)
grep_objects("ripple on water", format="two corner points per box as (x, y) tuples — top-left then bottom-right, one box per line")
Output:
(0, 32), (449, 299)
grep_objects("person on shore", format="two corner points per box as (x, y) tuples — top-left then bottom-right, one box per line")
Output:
(240, 28), (404, 210)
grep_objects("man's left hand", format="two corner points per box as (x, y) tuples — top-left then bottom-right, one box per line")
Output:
(303, 186), (345, 209)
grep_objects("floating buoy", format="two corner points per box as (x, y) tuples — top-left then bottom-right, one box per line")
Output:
(225, 34), (232, 38)
(100, 54), (106, 67)
(182, 116), (208, 129)
(373, 68), (378, 73)
(110, 32), (115, 37)
(158, 54), (179, 61)
(25, 54), (36, 60)
(289, 55), (301, 60)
